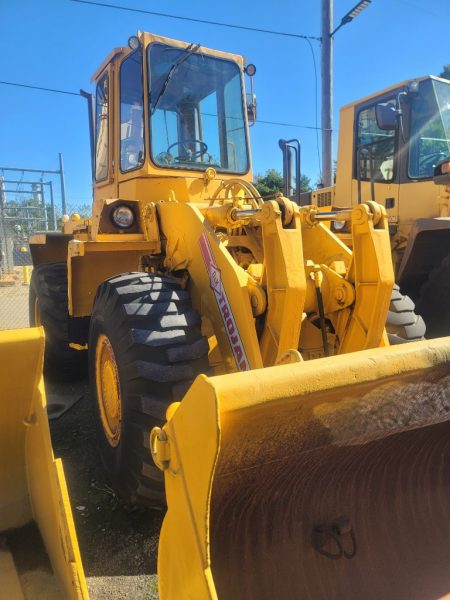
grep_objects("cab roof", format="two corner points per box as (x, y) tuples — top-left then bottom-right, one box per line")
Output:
(90, 31), (245, 83)
(340, 75), (450, 111)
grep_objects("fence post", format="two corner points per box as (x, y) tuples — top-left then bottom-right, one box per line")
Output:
(40, 182), (48, 231)
(0, 179), (14, 274)
(48, 181), (57, 230)
(59, 153), (67, 215)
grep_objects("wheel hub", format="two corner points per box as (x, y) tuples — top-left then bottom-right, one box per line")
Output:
(95, 334), (122, 447)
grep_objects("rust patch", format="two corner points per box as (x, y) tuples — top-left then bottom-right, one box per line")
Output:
(210, 374), (450, 599)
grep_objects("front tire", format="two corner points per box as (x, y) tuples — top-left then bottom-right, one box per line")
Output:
(385, 284), (426, 344)
(89, 272), (209, 506)
(29, 262), (88, 381)
(416, 254), (450, 338)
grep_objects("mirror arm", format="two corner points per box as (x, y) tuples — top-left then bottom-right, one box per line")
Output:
(248, 75), (256, 127)
(396, 91), (408, 143)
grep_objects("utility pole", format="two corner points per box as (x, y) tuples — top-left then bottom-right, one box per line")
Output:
(321, 0), (371, 188)
(321, 0), (333, 188)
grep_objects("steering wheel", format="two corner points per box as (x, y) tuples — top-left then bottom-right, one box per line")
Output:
(209, 178), (263, 209)
(167, 139), (208, 161)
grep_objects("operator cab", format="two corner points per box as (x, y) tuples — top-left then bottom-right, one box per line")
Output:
(91, 33), (255, 205)
(367, 76), (450, 181)
(331, 75), (450, 227)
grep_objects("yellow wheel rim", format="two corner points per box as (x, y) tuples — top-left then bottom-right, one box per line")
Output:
(34, 297), (41, 326)
(95, 334), (122, 447)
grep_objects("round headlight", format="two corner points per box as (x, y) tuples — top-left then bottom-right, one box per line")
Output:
(332, 220), (346, 231)
(112, 205), (135, 229)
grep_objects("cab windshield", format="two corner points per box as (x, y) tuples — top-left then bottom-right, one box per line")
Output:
(148, 43), (249, 174)
(408, 78), (450, 178)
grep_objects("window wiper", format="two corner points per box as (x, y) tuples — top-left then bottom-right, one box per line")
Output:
(150, 42), (201, 116)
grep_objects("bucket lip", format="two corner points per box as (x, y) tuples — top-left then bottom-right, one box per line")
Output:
(207, 339), (450, 410)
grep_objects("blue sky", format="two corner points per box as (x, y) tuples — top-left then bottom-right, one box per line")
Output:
(0, 0), (448, 211)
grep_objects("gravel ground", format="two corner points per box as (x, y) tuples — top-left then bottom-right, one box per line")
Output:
(47, 378), (162, 600)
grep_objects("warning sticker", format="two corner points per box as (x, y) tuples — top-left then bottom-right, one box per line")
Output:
(199, 232), (250, 371)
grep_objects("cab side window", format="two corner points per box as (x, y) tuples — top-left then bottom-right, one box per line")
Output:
(356, 103), (396, 182)
(95, 74), (109, 182)
(120, 51), (145, 172)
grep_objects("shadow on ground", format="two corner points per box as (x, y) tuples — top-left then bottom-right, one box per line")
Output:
(48, 378), (162, 599)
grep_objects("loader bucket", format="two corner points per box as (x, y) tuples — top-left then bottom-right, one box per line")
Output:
(156, 339), (450, 600)
(0, 327), (88, 599)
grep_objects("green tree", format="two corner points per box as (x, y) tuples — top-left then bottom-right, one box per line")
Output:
(2, 197), (53, 237)
(254, 169), (311, 197)
(439, 64), (450, 80)
(74, 203), (92, 219)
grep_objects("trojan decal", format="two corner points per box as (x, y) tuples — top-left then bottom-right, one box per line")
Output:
(199, 232), (250, 371)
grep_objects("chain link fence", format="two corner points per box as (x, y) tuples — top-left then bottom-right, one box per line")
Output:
(0, 200), (87, 331)
(0, 207), (34, 330)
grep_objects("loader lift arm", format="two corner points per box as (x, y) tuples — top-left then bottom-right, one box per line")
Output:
(160, 194), (393, 372)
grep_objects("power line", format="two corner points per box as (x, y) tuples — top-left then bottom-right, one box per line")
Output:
(70, 0), (325, 174)
(258, 119), (329, 131)
(397, 0), (442, 19)
(69, 0), (321, 42)
(0, 80), (328, 131)
(305, 38), (322, 178)
(0, 80), (80, 97)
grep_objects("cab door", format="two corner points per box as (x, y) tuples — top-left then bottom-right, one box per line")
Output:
(93, 64), (119, 203)
(351, 96), (400, 225)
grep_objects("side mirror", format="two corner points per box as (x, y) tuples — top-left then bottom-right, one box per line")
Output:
(247, 93), (257, 124)
(375, 102), (398, 131)
(245, 64), (257, 125)
(433, 157), (450, 185)
(279, 138), (301, 205)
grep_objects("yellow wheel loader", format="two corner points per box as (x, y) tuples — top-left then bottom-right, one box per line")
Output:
(308, 76), (450, 339)
(0, 327), (88, 599)
(26, 34), (450, 600)
(29, 31), (399, 507)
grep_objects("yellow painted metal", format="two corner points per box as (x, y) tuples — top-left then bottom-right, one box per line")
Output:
(300, 202), (393, 354)
(67, 193), (393, 356)
(92, 32), (252, 210)
(0, 327), (88, 599)
(67, 240), (147, 316)
(340, 202), (393, 351)
(258, 201), (306, 365)
(29, 232), (72, 268)
(29, 30), (396, 362)
(95, 333), (122, 447)
(158, 201), (263, 372)
(154, 337), (450, 600)
(90, 46), (123, 82)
